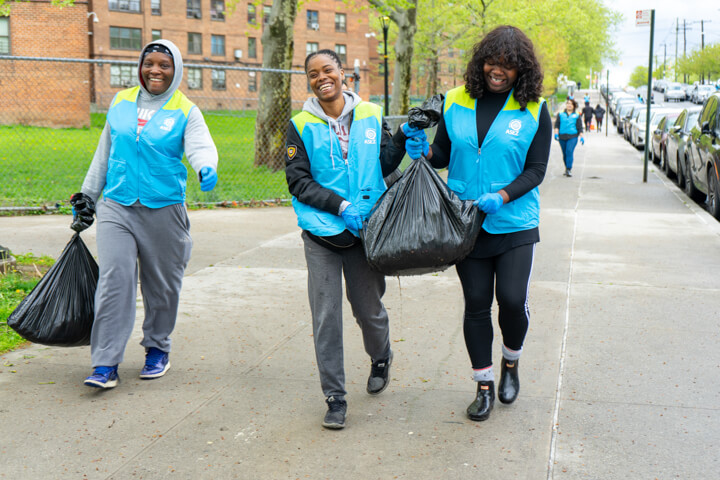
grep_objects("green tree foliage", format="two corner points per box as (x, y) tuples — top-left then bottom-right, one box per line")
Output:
(629, 65), (648, 88)
(676, 43), (720, 83)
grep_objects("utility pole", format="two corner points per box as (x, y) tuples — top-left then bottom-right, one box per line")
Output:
(675, 18), (679, 82)
(683, 19), (687, 83)
(663, 43), (667, 78)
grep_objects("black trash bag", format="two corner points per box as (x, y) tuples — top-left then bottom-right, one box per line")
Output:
(362, 157), (484, 276)
(7, 233), (98, 347)
(407, 94), (445, 129)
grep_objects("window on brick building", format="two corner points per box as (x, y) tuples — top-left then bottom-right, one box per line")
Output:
(306, 42), (318, 57)
(248, 72), (257, 92)
(212, 69), (226, 90)
(187, 0), (201, 19)
(0, 18), (9, 55)
(211, 35), (225, 56)
(187, 32), (202, 54)
(110, 65), (138, 87)
(109, 0), (141, 13)
(262, 5), (271, 29)
(152, 29), (161, 41)
(334, 13), (346, 32)
(151, 0), (161, 15)
(211, 0), (225, 21)
(247, 4), (256, 24)
(110, 26), (142, 50)
(306, 10), (319, 30)
(187, 68), (202, 90)
(334, 44), (346, 64)
(248, 37), (257, 59)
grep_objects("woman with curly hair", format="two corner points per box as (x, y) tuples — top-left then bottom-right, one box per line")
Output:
(422, 25), (552, 421)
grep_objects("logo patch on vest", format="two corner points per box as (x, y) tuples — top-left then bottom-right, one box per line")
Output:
(160, 118), (175, 132)
(287, 145), (297, 159)
(506, 119), (521, 137)
(364, 128), (377, 145)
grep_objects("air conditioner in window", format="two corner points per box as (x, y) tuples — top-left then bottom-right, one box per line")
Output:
(311, 23), (319, 30)
(234, 49), (243, 59)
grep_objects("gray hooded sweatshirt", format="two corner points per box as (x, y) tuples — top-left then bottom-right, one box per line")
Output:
(81, 39), (218, 204)
(302, 90), (362, 166)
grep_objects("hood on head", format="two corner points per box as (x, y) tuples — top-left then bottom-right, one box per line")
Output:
(137, 39), (183, 98)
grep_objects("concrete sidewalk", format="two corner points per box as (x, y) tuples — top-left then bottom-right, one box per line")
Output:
(2, 130), (719, 480)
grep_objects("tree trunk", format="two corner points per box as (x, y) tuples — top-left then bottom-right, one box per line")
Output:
(425, 55), (439, 98)
(254, 0), (297, 171)
(389, 2), (417, 115)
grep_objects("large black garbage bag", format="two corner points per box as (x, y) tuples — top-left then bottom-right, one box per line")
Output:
(407, 94), (445, 129)
(7, 233), (98, 346)
(362, 157), (484, 276)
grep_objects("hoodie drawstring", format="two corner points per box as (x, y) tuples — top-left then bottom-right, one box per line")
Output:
(328, 120), (335, 169)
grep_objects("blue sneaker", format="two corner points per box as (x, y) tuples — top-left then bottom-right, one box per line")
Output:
(139, 347), (170, 379)
(84, 366), (119, 389)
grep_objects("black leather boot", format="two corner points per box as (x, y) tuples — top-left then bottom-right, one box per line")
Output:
(498, 358), (520, 404)
(466, 381), (494, 421)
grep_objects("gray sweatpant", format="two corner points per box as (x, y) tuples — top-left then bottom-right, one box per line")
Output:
(302, 231), (391, 399)
(90, 198), (192, 367)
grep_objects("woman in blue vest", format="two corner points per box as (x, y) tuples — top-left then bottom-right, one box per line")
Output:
(423, 26), (552, 421)
(554, 98), (584, 177)
(285, 49), (417, 429)
(69, 40), (219, 389)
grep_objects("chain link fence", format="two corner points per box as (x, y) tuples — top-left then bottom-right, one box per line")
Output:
(0, 56), (335, 209)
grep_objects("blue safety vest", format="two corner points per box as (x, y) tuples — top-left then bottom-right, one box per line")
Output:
(443, 85), (544, 234)
(290, 102), (385, 236)
(557, 111), (580, 136)
(104, 86), (194, 208)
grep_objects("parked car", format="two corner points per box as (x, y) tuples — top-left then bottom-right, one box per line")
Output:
(686, 92), (720, 218)
(616, 102), (642, 134)
(654, 79), (668, 93)
(664, 84), (686, 102)
(691, 84), (715, 104)
(651, 110), (682, 167)
(682, 84), (694, 101)
(632, 108), (677, 150)
(664, 107), (702, 181)
(624, 104), (646, 141)
(611, 94), (634, 125)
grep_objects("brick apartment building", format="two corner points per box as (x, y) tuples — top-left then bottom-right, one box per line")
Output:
(1, 0), (380, 126)
(87, 0), (379, 110)
(0, 0), (91, 128)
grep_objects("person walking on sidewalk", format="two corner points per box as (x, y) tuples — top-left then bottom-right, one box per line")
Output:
(582, 101), (594, 132)
(554, 98), (584, 177)
(424, 25), (552, 421)
(594, 103), (605, 132)
(284, 49), (415, 429)
(70, 39), (219, 389)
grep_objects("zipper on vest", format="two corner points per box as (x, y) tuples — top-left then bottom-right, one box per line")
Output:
(477, 147), (481, 163)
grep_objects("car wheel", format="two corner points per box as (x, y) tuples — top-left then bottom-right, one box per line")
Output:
(683, 156), (702, 201)
(707, 170), (720, 220)
(676, 155), (685, 188)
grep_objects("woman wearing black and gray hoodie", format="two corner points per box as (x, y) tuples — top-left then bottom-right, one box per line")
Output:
(70, 39), (218, 389)
(284, 49), (424, 429)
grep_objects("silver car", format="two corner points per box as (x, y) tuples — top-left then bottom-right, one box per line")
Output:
(664, 84), (685, 102)
(694, 85), (715, 104)
(664, 107), (702, 180)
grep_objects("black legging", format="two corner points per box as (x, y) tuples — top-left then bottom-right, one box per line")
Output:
(455, 243), (535, 369)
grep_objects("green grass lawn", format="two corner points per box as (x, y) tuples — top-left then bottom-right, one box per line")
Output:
(0, 253), (55, 353)
(0, 111), (291, 207)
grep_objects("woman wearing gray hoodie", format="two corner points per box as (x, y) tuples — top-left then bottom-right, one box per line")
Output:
(284, 49), (425, 429)
(70, 39), (218, 389)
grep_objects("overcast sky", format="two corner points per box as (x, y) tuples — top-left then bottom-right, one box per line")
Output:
(602, 0), (720, 85)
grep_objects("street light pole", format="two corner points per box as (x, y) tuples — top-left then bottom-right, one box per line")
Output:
(381, 16), (389, 116)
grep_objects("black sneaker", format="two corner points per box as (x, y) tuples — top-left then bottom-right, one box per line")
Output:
(367, 351), (393, 395)
(322, 396), (347, 429)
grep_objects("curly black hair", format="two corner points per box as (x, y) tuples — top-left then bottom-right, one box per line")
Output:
(463, 25), (544, 109)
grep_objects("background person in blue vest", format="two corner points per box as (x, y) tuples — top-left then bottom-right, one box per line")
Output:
(284, 49), (416, 430)
(554, 98), (584, 177)
(69, 39), (218, 389)
(421, 25), (552, 422)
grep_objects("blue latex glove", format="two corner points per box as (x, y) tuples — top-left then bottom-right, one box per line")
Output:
(474, 193), (504, 215)
(580, 137), (585, 145)
(199, 166), (218, 192)
(402, 123), (427, 140)
(341, 204), (363, 231)
(406, 137), (430, 160)
(554, 133), (559, 141)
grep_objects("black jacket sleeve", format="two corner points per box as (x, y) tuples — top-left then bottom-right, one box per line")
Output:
(427, 113), (452, 169)
(285, 118), (407, 215)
